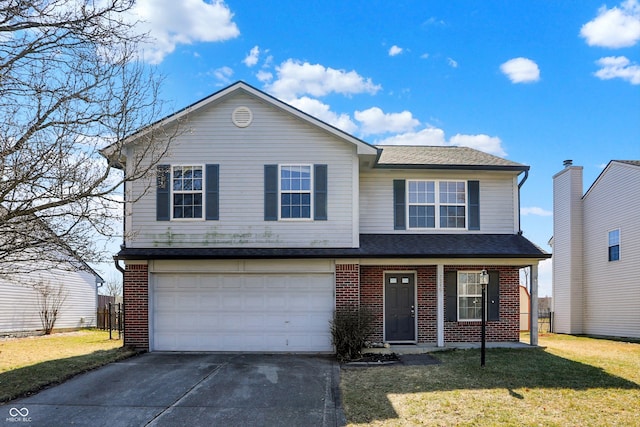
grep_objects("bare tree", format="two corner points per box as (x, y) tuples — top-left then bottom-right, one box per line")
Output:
(33, 280), (68, 334)
(101, 272), (122, 299)
(0, 0), (176, 276)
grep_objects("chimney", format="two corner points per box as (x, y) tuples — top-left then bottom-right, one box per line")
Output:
(563, 159), (573, 168)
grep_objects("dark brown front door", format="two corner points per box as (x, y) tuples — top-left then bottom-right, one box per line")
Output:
(384, 273), (416, 342)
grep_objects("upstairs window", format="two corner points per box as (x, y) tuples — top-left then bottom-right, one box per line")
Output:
(280, 165), (312, 219)
(407, 180), (466, 229)
(608, 229), (620, 261)
(172, 165), (203, 219)
(439, 181), (466, 228)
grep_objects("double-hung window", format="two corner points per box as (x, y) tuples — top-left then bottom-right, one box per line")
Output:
(172, 165), (203, 219)
(407, 180), (466, 229)
(408, 181), (435, 228)
(280, 165), (312, 219)
(608, 229), (620, 261)
(457, 271), (482, 321)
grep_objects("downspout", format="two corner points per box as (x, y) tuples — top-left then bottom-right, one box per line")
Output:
(114, 256), (125, 274)
(517, 169), (529, 235)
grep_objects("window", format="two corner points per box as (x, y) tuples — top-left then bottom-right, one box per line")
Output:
(408, 181), (435, 228)
(457, 271), (483, 321)
(608, 229), (620, 261)
(280, 165), (312, 219)
(407, 180), (466, 229)
(172, 165), (203, 219)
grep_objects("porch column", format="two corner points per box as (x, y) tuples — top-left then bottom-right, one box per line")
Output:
(530, 263), (539, 346)
(437, 264), (444, 347)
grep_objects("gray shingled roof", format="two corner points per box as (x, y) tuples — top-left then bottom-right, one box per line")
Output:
(116, 234), (549, 260)
(614, 160), (640, 167)
(375, 145), (528, 170)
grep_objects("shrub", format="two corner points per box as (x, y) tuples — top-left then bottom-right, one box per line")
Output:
(331, 305), (375, 362)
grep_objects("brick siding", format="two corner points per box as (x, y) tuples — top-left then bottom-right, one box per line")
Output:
(444, 265), (520, 343)
(123, 264), (149, 350)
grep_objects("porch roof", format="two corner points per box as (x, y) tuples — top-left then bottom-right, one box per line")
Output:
(116, 233), (550, 260)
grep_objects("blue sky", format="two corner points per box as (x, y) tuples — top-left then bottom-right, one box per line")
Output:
(104, 0), (640, 296)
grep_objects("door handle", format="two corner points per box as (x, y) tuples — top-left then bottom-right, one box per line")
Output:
(410, 305), (415, 318)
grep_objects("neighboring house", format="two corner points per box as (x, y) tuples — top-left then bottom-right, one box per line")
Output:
(552, 160), (640, 339)
(0, 258), (103, 334)
(104, 81), (549, 352)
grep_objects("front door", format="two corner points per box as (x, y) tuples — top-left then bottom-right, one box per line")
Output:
(384, 273), (416, 342)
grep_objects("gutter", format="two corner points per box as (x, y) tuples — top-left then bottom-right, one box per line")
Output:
(113, 256), (125, 274)
(517, 169), (529, 235)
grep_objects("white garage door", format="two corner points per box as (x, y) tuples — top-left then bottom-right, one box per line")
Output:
(152, 272), (334, 352)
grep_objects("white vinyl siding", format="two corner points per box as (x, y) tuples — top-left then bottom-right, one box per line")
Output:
(582, 162), (640, 338)
(126, 94), (357, 248)
(551, 166), (584, 334)
(360, 170), (518, 234)
(0, 269), (97, 333)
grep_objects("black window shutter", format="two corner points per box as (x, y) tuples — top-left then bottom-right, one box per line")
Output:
(264, 165), (278, 221)
(445, 271), (457, 321)
(393, 179), (406, 230)
(314, 164), (328, 220)
(156, 164), (170, 221)
(488, 270), (500, 321)
(468, 180), (480, 230)
(205, 164), (219, 220)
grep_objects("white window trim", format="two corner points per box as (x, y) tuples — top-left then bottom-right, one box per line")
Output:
(407, 180), (468, 230)
(608, 228), (621, 262)
(278, 164), (314, 221)
(170, 164), (206, 221)
(457, 270), (483, 322)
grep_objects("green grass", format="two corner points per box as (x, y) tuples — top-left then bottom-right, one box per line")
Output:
(341, 334), (640, 426)
(0, 329), (138, 402)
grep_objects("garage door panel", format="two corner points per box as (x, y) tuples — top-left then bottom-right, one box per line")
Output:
(152, 272), (334, 352)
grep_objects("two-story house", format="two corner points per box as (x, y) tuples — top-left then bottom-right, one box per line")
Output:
(104, 82), (549, 352)
(552, 160), (640, 339)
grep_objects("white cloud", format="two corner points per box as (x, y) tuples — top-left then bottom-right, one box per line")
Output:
(500, 57), (540, 83)
(376, 128), (506, 157)
(256, 70), (273, 83)
(211, 66), (233, 84)
(521, 207), (553, 217)
(354, 107), (420, 136)
(376, 127), (446, 146)
(580, 0), (640, 48)
(447, 57), (458, 68)
(389, 45), (403, 56)
(449, 134), (506, 156)
(288, 97), (358, 134)
(131, 0), (239, 64)
(594, 56), (640, 84)
(265, 59), (381, 100)
(243, 45), (260, 67)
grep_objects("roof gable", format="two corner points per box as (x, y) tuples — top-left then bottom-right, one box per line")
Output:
(584, 159), (640, 199)
(109, 81), (379, 158)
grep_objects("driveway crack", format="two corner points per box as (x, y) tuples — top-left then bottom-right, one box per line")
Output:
(144, 363), (226, 426)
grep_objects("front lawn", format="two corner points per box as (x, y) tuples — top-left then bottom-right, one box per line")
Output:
(340, 334), (640, 426)
(0, 329), (138, 402)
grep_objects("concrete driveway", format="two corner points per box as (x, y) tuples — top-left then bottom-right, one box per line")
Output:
(1, 353), (344, 427)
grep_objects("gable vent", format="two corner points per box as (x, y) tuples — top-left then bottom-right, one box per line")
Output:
(232, 106), (253, 128)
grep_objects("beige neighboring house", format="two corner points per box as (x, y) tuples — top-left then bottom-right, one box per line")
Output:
(0, 257), (104, 335)
(552, 160), (640, 339)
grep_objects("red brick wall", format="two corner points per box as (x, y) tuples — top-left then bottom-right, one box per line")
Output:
(123, 264), (149, 350)
(444, 265), (520, 343)
(335, 263), (360, 310)
(360, 266), (438, 344)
